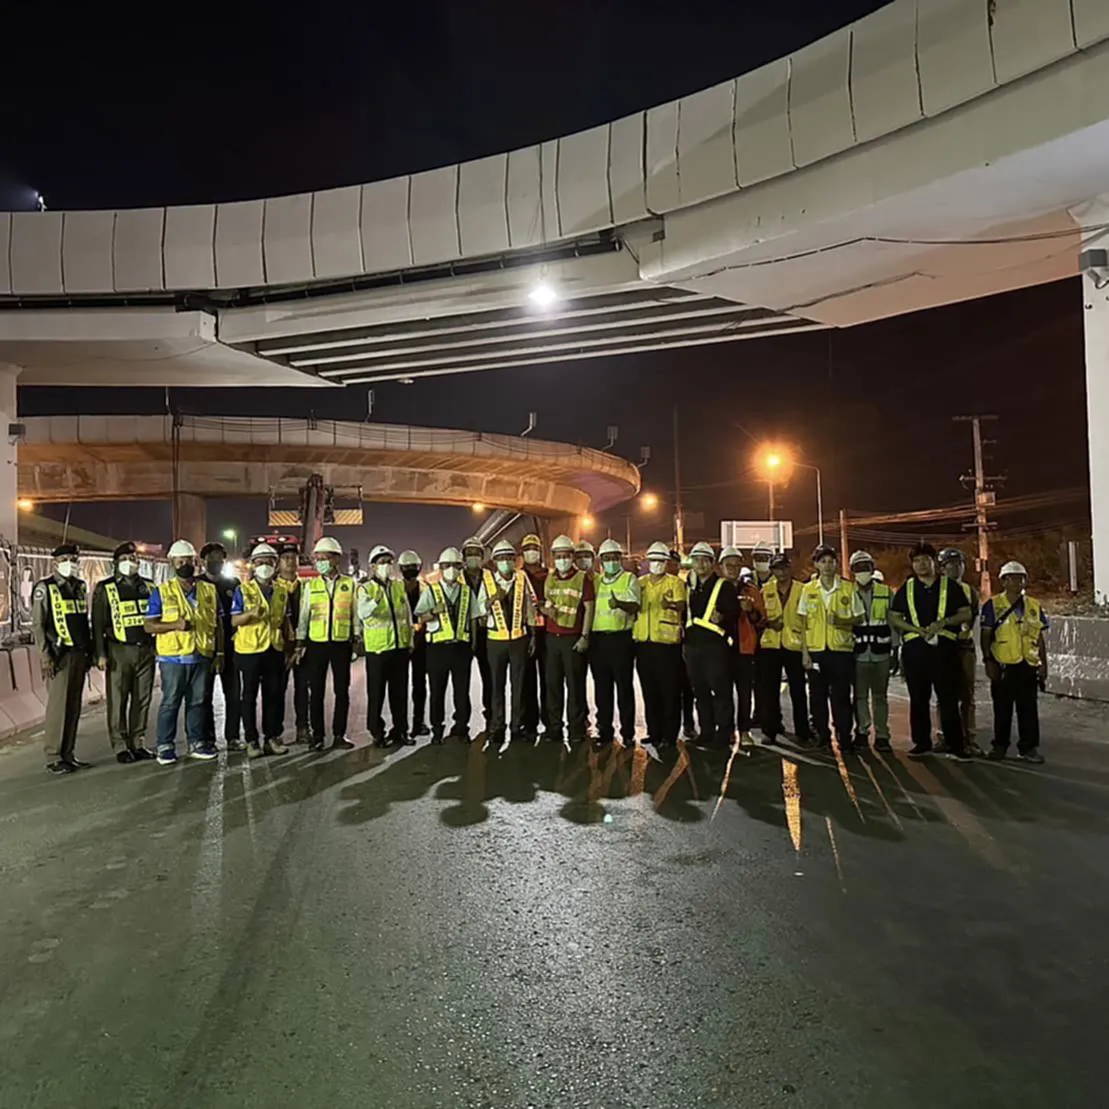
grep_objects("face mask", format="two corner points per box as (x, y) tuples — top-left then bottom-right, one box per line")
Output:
(854, 570), (873, 586)
(648, 560), (666, 576)
(464, 555), (482, 571)
(375, 563), (393, 581)
(754, 559), (771, 572)
(176, 562), (196, 579)
(601, 559), (621, 579)
(554, 557), (573, 573)
(206, 558), (224, 577)
(576, 556), (593, 572)
(401, 566), (420, 580)
(254, 563), (275, 582)
(314, 559), (333, 576)
(117, 560), (138, 577)
(496, 560), (513, 576)
(441, 566), (459, 583)
(56, 561), (76, 579)
(523, 550), (541, 565)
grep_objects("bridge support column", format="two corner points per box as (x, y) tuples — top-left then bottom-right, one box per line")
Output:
(172, 493), (207, 552)
(0, 364), (19, 547)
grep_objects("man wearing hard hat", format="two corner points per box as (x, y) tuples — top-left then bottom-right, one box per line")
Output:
(276, 543), (310, 742)
(475, 539), (538, 745)
(199, 539), (243, 754)
(414, 547), (474, 742)
(757, 553), (811, 745)
(520, 532), (549, 737)
(230, 543), (291, 757)
(295, 536), (356, 750)
(592, 538), (640, 745)
(979, 561), (1047, 764)
(719, 545), (767, 747)
(574, 539), (596, 576)
(399, 549), (430, 738)
(357, 546), (414, 747)
(144, 540), (223, 765)
(542, 535), (595, 744)
(462, 536), (493, 729)
(937, 548), (984, 756)
(848, 550), (894, 752)
(635, 541), (688, 747)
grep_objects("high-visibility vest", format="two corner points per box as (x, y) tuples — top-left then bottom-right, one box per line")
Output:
(155, 577), (218, 658)
(904, 577), (956, 642)
(546, 569), (587, 629)
(359, 578), (413, 653)
(761, 578), (804, 651)
(307, 575), (355, 642)
(484, 570), (530, 641)
(46, 581), (87, 648)
(104, 580), (150, 644)
(593, 570), (636, 633)
(956, 580), (978, 643)
(801, 578), (857, 653)
(989, 593), (1045, 667)
(234, 579), (288, 655)
(634, 574), (685, 645)
(686, 575), (726, 636)
(426, 581), (471, 644)
(854, 582), (892, 656)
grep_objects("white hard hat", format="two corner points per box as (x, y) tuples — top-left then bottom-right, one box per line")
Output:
(719, 545), (741, 561)
(1000, 560), (1028, 577)
(370, 544), (395, 563)
(575, 538), (595, 555)
(646, 541), (671, 559)
(550, 534), (575, 553)
(250, 542), (277, 560)
(438, 546), (462, 565)
(752, 541), (774, 557)
(492, 539), (516, 558)
(313, 536), (343, 555)
(398, 549), (421, 568)
(740, 567), (754, 580)
(849, 550), (875, 568)
(167, 539), (196, 559)
(690, 541), (715, 559)
(461, 536), (484, 552)
(598, 538), (623, 557)
(872, 569), (885, 583)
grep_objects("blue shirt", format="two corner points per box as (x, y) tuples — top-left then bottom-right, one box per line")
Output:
(229, 583), (275, 616)
(980, 595), (1049, 632)
(149, 580), (223, 665)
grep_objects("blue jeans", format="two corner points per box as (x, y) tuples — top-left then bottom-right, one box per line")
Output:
(157, 659), (211, 753)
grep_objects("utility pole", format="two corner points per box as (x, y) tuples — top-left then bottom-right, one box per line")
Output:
(839, 509), (849, 576)
(954, 415), (1003, 598)
(672, 405), (685, 554)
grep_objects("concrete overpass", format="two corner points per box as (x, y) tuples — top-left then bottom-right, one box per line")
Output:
(16, 415), (641, 549)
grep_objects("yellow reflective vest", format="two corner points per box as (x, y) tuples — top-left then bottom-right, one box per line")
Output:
(761, 578), (804, 651)
(104, 580), (150, 644)
(307, 575), (355, 642)
(426, 581), (471, 644)
(546, 569), (587, 629)
(234, 579), (289, 655)
(359, 578), (413, 653)
(46, 580), (88, 648)
(854, 582), (892, 656)
(484, 570), (531, 641)
(634, 574), (686, 645)
(686, 575), (726, 636)
(800, 578), (857, 653)
(904, 576), (957, 642)
(155, 577), (218, 659)
(988, 593), (1046, 667)
(593, 571), (637, 633)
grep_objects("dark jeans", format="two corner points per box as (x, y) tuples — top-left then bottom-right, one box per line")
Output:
(523, 627), (548, 732)
(427, 641), (473, 737)
(202, 650), (240, 745)
(283, 660), (309, 733)
(685, 636), (734, 746)
(902, 640), (965, 754)
(680, 664), (697, 732)
(807, 650), (855, 745)
(590, 630), (636, 742)
(157, 658), (209, 753)
(635, 641), (682, 745)
(991, 661), (1040, 753)
(366, 648), (410, 740)
(238, 649), (285, 744)
(545, 633), (588, 740)
(757, 647), (807, 739)
(303, 641), (352, 741)
(730, 652), (756, 733)
(487, 637), (528, 736)
(410, 634), (427, 730)
(473, 626), (492, 725)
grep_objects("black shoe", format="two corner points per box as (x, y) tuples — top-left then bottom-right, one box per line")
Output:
(70, 759), (92, 769)
(412, 723), (430, 738)
(394, 734), (416, 747)
(947, 749), (973, 763)
(872, 739), (892, 753)
(308, 736), (325, 751)
(294, 727), (310, 744)
(987, 746), (1006, 761)
(1018, 749), (1045, 765)
(430, 733), (445, 745)
(331, 736), (355, 750)
(227, 738), (247, 753)
(908, 745), (933, 759)
(116, 750), (137, 765)
(372, 735), (390, 749)
(47, 760), (77, 775)
(132, 746), (155, 761)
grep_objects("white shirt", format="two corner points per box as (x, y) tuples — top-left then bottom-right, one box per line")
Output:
(296, 573), (341, 640)
(797, 576), (866, 619)
(474, 572), (537, 630)
(414, 578), (461, 636)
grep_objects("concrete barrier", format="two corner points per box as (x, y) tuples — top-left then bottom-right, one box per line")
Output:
(0, 654), (17, 739)
(6, 648), (47, 731)
(27, 646), (48, 707)
(1044, 616), (1109, 702)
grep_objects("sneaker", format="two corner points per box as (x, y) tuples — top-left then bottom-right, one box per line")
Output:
(116, 750), (137, 765)
(308, 736), (325, 751)
(227, 738), (247, 753)
(941, 749), (972, 763)
(263, 738), (288, 756)
(412, 722), (430, 738)
(1018, 749), (1045, 765)
(156, 748), (178, 766)
(331, 736), (355, 750)
(967, 741), (986, 757)
(189, 747), (218, 761)
(873, 738), (892, 753)
(245, 742), (264, 759)
(987, 746), (1007, 761)
(133, 747), (155, 761)
(47, 760), (78, 775)
(908, 745), (933, 759)
(295, 727), (310, 744)
(739, 732), (756, 749)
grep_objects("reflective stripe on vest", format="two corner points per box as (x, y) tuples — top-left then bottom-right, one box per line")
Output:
(801, 579), (856, 653)
(361, 579), (413, 653)
(761, 579), (804, 651)
(904, 577), (956, 642)
(686, 576), (726, 636)
(593, 571), (636, 633)
(48, 583), (77, 647)
(155, 577), (218, 658)
(105, 581), (149, 643)
(308, 576), (354, 642)
(989, 594), (1044, 667)
(956, 580), (977, 643)
(234, 579), (287, 655)
(427, 581), (471, 644)
(633, 574), (684, 644)
(546, 570), (586, 628)
(485, 570), (528, 641)
(854, 582), (892, 655)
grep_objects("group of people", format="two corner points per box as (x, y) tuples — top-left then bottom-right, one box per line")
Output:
(31, 529), (1050, 774)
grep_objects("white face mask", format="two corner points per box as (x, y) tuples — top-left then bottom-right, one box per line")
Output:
(464, 555), (482, 571)
(576, 556), (593, 572)
(854, 570), (873, 586)
(254, 563), (275, 582)
(496, 560), (514, 576)
(648, 560), (666, 577)
(523, 550), (541, 565)
(554, 557), (573, 573)
(56, 561), (76, 579)
(375, 562), (393, 581)
(754, 558), (771, 572)
(601, 559), (621, 579)
(117, 559), (138, 577)
(314, 559), (333, 576)
(441, 566), (459, 583)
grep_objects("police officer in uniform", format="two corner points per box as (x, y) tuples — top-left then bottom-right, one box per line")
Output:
(33, 543), (93, 774)
(91, 541), (156, 763)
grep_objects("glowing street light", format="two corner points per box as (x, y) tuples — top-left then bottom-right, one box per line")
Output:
(528, 282), (560, 309)
(17, 498), (33, 512)
(753, 444), (824, 544)
(640, 492), (659, 511)
(580, 514), (595, 530)
(471, 502), (485, 513)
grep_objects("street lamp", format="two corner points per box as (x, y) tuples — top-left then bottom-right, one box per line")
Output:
(471, 502), (485, 513)
(580, 514), (594, 530)
(17, 498), (33, 512)
(640, 491), (659, 512)
(222, 528), (238, 554)
(627, 491), (660, 552)
(753, 445), (824, 545)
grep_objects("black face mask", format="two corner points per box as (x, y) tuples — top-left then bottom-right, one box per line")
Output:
(401, 566), (420, 580)
(176, 562), (196, 579)
(205, 558), (224, 577)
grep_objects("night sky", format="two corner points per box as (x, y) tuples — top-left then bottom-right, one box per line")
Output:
(1, 1), (1091, 557)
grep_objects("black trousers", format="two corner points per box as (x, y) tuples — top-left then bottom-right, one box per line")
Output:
(902, 640), (965, 753)
(473, 626), (492, 724)
(283, 661), (309, 732)
(590, 630), (636, 741)
(523, 627), (548, 732)
(757, 648), (811, 740)
(303, 641), (352, 741)
(807, 650), (855, 745)
(685, 636), (734, 746)
(427, 641), (473, 737)
(636, 641), (682, 744)
(991, 661), (1040, 753)
(545, 633), (588, 740)
(410, 633), (427, 730)
(238, 649), (285, 744)
(365, 648), (410, 740)
(680, 664), (697, 732)
(730, 652), (756, 732)
(487, 637), (528, 736)
(202, 650), (240, 744)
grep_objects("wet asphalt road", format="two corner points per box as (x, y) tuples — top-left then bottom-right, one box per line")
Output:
(1, 673), (1108, 1108)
